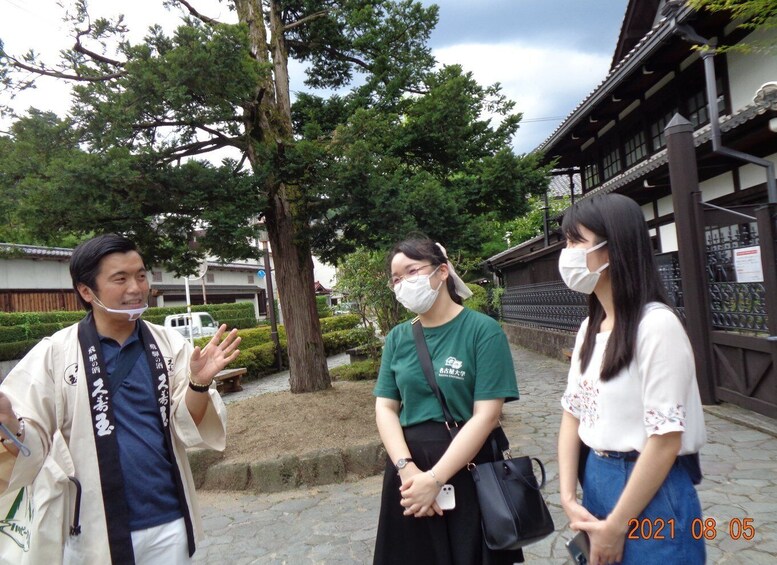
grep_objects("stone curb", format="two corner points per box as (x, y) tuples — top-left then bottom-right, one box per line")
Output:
(188, 402), (777, 495)
(189, 440), (386, 493)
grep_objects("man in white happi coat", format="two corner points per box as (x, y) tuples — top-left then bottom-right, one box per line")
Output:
(0, 234), (241, 564)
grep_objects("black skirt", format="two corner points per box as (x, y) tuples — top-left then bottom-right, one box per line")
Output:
(373, 421), (524, 565)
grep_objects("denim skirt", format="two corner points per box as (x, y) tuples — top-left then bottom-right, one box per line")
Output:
(582, 450), (706, 564)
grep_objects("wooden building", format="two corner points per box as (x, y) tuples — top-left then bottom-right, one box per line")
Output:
(0, 242), (271, 318)
(488, 0), (777, 418)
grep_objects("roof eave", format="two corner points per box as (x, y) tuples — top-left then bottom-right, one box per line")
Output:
(537, 5), (696, 155)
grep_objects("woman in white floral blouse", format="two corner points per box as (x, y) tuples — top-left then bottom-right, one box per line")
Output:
(556, 194), (706, 565)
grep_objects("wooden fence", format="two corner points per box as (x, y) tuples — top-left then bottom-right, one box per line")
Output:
(0, 291), (80, 313)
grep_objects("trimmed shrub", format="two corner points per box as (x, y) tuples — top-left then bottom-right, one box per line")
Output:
(330, 358), (381, 381)
(322, 327), (376, 356)
(0, 340), (41, 362)
(193, 325), (287, 350)
(319, 314), (360, 333)
(217, 317), (258, 330)
(316, 295), (332, 318)
(234, 342), (280, 379)
(0, 311), (84, 327)
(0, 326), (27, 342)
(0, 302), (258, 349)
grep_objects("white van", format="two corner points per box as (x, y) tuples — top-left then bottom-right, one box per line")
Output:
(164, 312), (219, 338)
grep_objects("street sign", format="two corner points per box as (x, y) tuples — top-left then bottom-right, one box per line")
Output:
(257, 269), (266, 278)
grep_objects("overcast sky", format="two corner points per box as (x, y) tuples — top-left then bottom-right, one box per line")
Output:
(0, 0), (629, 153)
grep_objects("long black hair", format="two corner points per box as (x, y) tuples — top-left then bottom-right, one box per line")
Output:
(388, 236), (463, 305)
(561, 194), (670, 381)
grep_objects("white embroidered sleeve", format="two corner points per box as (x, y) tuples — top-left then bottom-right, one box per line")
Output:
(637, 306), (695, 437)
(644, 404), (687, 434)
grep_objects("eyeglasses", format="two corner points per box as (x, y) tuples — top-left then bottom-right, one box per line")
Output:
(388, 264), (437, 288)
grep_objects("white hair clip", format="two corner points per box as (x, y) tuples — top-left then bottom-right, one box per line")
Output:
(435, 242), (473, 300)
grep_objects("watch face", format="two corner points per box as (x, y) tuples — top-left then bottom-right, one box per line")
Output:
(396, 458), (410, 469)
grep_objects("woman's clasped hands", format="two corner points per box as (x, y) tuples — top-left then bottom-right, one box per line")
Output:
(398, 467), (443, 518)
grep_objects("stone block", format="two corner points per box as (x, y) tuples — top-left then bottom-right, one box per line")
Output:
(248, 455), (301, 494)
(343, 442), (386, 477)
(187, 448), (225, 488)
(203, 461), (250, 491)
(298, 448), (345, 486)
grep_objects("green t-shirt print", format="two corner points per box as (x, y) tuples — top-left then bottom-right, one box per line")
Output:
(374, 308), (519, 427)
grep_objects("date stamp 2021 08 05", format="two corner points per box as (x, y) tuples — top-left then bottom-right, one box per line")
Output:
(627, 517), (756, 541)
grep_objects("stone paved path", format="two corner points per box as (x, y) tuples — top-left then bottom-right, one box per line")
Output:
(194, 345), (777, 564)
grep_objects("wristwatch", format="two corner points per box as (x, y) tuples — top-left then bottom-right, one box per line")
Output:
(395, 457), (413, 471)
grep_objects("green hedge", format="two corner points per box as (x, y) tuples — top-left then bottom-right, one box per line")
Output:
(210, 325), (375, 380)
(232, 341), (279, 379)
(316, 295), (332, 318)
(0, 309), (370, 367)
(0, 303), (258, 349)
(142, 302), (255, 325)
(319, 314), (360, 333)
(322, 327), (376, 356)
(0, 340), (41, 362)
(330, 358), (381, 381)
(0, 311), (84, 327)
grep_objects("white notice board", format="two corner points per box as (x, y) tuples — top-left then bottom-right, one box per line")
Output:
(733, 246), (763, 283)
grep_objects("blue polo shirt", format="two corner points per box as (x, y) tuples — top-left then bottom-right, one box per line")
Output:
(100, 324), (182, 531)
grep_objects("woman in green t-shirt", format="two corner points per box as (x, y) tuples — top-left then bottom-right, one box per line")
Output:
(373, 237), (521, 565)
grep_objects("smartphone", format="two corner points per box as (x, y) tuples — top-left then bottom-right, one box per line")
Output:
(566, 531), (590, 565)
(435, 484), (456, 510)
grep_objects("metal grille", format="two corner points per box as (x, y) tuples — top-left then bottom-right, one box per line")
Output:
(656, 251), (686, 321)
(502, 254), (688, 332)
(705, 221), (769, 334)
(501, 281), (587, 332)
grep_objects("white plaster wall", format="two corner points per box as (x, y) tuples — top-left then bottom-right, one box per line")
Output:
(738, 153), (777, 190)
(210, 269), (259, 286)
(641, 204), (655, 221)
(656, 195), (674, 218)
(0, 259), (71, 289)
(700, 172), (735, 202)
(659, 224), (679, 253)
(727, 28), (777, 112)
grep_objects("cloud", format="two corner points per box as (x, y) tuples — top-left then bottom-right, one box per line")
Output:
(434, 41), (612, 152)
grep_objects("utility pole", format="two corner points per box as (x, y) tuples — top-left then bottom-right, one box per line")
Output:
(263, 238), (283, 371)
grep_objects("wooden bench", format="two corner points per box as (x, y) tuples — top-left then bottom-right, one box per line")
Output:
(214, 367), (246, 394)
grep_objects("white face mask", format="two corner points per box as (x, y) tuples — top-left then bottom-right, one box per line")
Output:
(558, 240), (609, 294)
(91, 295), (148, 321)
(393, 265), (443, 314)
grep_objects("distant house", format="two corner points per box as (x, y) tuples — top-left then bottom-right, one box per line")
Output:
(487, 0), (777, 418)
(0, 242), (271, 318)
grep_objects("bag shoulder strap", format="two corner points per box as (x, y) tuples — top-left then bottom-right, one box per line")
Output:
(411, 318), (511, 456)
(411, 318), (457, 429)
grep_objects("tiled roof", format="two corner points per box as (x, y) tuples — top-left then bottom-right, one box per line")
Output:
(0, 242), (73, 258)
(0, 243), (263, 270)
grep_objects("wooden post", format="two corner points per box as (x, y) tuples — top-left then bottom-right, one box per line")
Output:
(666, 114), (717, 405)
(756, 204), (777, 342)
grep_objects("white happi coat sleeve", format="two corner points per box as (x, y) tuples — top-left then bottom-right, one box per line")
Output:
(0, 338), (61, 493)
(151, 325), (227, 450)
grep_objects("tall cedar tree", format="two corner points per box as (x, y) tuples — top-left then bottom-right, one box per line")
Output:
(0, 1), (549, 392)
